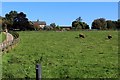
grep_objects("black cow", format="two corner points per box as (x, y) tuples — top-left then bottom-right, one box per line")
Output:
(108, 35), (112, 39)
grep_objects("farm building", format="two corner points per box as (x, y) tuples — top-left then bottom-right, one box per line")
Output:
(32, 19), (46, 29)
(60, 26), (72, 31)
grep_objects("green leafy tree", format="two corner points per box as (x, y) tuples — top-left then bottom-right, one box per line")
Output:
(99, 18), (107, 30)
(50, 23), (56, 29)
(2, 18), (10, 30)
(79, 22), (89, 29)
(106, 20), (116, 30)
(50, 23), (56, 30)
(56, 25), (61, 30)
(50, 23), (56, 27)
(3, 11), (34, 31)
(92, 18), (107, 30)
(92, 19), (101, 29)
(116, 19), (120, 30)
(76, 17), (82, 22)
(0, 17), (2, 31)
(13, 12), (33, 30)
(4, 11), (18, 30)
(72, 17), (89, 30)
(72, 21), (80, 29)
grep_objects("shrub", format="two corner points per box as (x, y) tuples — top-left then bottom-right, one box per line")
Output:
(9, 31), (19, 39)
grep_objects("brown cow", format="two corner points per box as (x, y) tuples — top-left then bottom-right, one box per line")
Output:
(79, 33), (85, 38)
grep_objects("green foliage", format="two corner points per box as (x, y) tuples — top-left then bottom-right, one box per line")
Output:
(72, 17), (89, 30)
(9, 31), (19, 39)
(72, 21), (89, 30)
(56, 25), (61, 30)
(92, 18), (107, 30)
(2, 11), (18, 30)
(92, 18), (120, 30)
(116, 19), (120, 30)
(50, 23), (56, 30)
(106, 20), (116, 30)
(76, 17), (82, 22)
(2, 31), (118, 78)
(13, 12), (33, 30)
(72, 21), (79, 28)
(0, 33), (6, 43)
(2, 11), (34, 31)
(50, 23), (56, 28)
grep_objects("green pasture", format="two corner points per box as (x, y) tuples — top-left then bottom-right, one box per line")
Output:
(2, 31), (119, 78)
(0, 32), (6, 43)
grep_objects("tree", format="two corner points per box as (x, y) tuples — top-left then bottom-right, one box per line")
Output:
(50, 23), (56, 28)
(72, 21), (80, 29)
(3, 11), (34, 31)
(2, 18), (10, 30)
(92, 18), (107, 30)
(13, 12), (33, 30)
(72, 17), (89, 30)
(50, 23), (56, 30)
(106, 20), (116, 30)
(99, 18), (107, 30)
(79, 22), (89, 29)
(4, 11), (18, 30)
(0, 17), (2, 31)
(56, 25), (61, 30)
(76, 17), (82, 22)
(92, 19), (101, 29)
(116, 19), (120, 30)
(92, 18), (120, 30)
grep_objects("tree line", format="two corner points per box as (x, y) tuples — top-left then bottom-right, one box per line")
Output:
(0, 10), (120, 31)
(72, 17), (120, 30)
(91, 18), (120, 30)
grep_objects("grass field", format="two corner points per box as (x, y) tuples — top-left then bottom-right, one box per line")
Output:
(0, 32), (6, 43)
(2, 31), (119, 78)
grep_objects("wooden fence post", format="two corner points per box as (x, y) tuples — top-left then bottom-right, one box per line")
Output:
(36, 64), (41, 80)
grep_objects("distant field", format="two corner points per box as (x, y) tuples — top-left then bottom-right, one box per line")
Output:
(2, 31), (119, 78)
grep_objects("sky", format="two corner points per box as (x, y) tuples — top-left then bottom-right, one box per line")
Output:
(118, 2), (120, 19)
(1, 0), (119, 2)
(1, 2), (118, 27)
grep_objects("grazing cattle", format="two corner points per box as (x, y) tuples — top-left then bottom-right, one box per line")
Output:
(108, 35), (112, 39)
(79, 33), (85, 38)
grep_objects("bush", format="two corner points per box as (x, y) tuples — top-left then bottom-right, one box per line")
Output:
(9, 31), (19, 39)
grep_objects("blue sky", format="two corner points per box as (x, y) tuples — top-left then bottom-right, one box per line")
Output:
(118, 2), (120, 19)
(1, 2), (118, 27)
(1, 0), (119, 2)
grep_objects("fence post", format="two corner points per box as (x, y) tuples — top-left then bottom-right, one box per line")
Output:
(36, 64), (41, 80)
